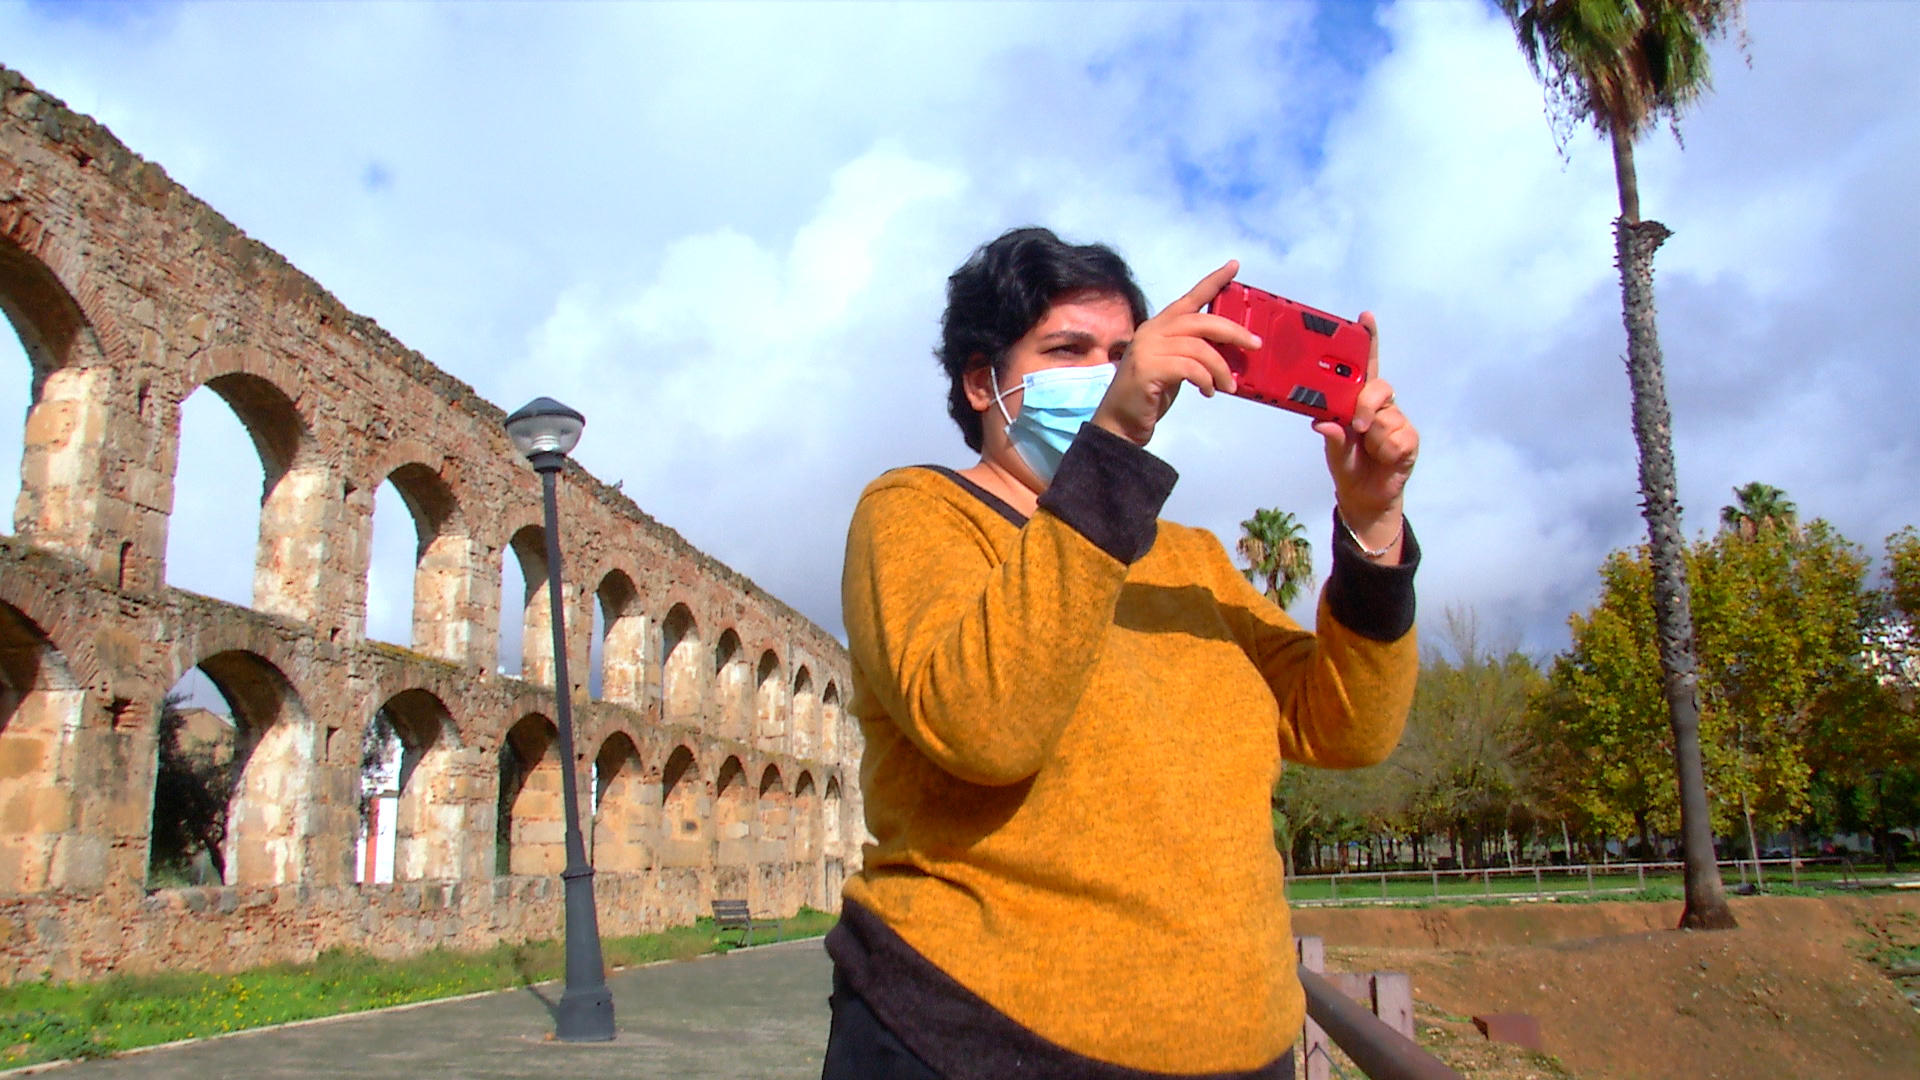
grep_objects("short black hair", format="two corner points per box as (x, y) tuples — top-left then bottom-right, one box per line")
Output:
(937, 227), (1150, 451)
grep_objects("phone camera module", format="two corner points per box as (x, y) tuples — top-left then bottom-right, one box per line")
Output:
(1333, 363), (1353, 378)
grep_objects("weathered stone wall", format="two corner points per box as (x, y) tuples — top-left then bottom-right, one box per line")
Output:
(0, 65), (861, 983)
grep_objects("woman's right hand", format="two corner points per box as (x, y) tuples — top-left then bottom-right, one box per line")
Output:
(1091, 260), (1261, 446)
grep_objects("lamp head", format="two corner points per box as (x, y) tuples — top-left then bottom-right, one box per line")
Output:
(505, 397), (585, 459)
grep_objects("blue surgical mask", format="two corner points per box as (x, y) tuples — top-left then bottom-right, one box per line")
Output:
(992, 363), (1116, 484)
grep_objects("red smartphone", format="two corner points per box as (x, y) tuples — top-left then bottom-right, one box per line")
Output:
(1205, 281), (1370, 426)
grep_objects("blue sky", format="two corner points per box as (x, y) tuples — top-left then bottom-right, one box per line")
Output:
(3, 1), (1918, 667)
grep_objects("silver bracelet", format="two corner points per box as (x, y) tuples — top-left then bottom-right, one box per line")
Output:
(1338, 511), (1400, 560)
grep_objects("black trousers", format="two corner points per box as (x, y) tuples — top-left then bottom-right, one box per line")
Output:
(821, 980), (944, 1080)
(821, 980), (1297, 1080)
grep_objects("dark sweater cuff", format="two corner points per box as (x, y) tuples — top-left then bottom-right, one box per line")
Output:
(1035, 424), (1177, 564)
(1325, 510), (1419, 642)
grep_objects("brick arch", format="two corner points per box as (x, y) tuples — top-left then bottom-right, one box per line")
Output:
(163, 648), (317, 888)
(756, 762), (789, 850)
(166, 359), (335, 624)
(0, 599), (85, 894)
(0, 206), (127, 385)
(358, 688), (466, 884)
(823, 774), (844, 852)
(160, 622), (308, 713)
(659, 743), (704, 865)
(820, 679), (843, 762)
(753, 649), (785, 752)
(713, 755), (751, 867)
(0, 218), (125, 563)
(363, 459), (472, 662)
(501, 522), (553, 685)
(790, 665), (818, 760)
(713, 627), (749, 741)
(592, 568), (650, 708)
(0, 572), (101, 695)
(591, 731), (650, 872)
(660, 602), (703, 726)
(496, 712), (562, 876)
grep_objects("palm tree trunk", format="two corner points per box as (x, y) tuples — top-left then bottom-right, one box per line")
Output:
(1612, 123), (1736, 931)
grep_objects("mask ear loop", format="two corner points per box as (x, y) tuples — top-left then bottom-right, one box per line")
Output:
(990, 372), (1024, 431)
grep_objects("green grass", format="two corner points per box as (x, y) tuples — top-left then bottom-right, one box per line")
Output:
(0, 908), (837, 1069)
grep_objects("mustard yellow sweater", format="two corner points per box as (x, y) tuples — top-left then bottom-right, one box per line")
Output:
(832, 426), (1418, 1077)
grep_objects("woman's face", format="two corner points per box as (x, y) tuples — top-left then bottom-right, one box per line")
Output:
(964, 290), (1135, 479)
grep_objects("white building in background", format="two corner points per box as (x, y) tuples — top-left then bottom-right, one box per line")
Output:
(355, 717), (403, 885)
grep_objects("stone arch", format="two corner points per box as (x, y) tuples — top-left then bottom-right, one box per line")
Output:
(501, 524), (552, 684)
(661, 603), (702, 725)
(0, 226), (117, 562)
(793, 771), (818, 865)
(168, 369), (332, 624)
(820, 681), (843, 763)
(713, 755), (750, 867)
(365, 462), (470, 662)
(713, 628), (749, 741)
(357, 689), (465, 884)
(756, 764), (789, 849)
(790, 666), (818, 760)
(591, 732), (650, 872)
(823, 775), (844, 853)
(0, 600), (86, 894)
(659, 744), (704, 867)
(158, 649), (317, 887)
(594, 570), (648, 707)
(495, 713), (563, 875)
(753, 650), (785, 752)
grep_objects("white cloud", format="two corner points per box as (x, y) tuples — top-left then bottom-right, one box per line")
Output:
(3, 0), (1918, 660)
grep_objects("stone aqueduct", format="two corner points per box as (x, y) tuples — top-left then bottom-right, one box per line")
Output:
(0, 67), (861, 981)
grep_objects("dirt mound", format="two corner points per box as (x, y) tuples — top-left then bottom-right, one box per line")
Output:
(1298, 894), (1920, 1080)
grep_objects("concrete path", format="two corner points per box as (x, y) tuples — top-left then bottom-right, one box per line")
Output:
(55, 938), (833, 1079)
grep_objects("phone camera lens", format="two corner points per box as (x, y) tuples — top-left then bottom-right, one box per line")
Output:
(1334, 364), (1353, 378)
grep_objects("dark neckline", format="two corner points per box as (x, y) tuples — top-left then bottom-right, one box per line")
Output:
(920, 465), (1029, 528)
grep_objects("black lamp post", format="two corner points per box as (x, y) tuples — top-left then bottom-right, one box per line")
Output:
(504, 396), (616, 1042)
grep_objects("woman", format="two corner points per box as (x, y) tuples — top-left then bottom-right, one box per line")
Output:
(824, 227), (1420, 1079)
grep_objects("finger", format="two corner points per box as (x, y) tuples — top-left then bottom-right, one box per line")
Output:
(1313, 420), (1350, 448)
(1352, 376), (1395, 434)
(1162, 346), (1229, 398)
(1159, 260), (1240, 318)
(1358, 311), (1380, 381)
(1156, 311), (1262, 352)
(1164, 336), (1237, 395)
(1363, 414), (1419, 471)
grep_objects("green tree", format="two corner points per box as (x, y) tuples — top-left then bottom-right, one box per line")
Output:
(1691, 517), (1873, 835)
(1531, 549), (1680, 848)
(1720, 481), (1798, 538)
(147, 693), (234, 887)
(1887, 525), (1920, 621)
(1237, 508), (1313, 610)
(1500, 0), (1745, 929)
(1539, 515), (1884, 861)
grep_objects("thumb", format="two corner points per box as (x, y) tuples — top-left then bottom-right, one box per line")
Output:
(1313, 420), (1350, 451)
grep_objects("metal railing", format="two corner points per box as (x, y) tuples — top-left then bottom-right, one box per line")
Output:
(1299, 966), (1461, 1080)
(1285, 855), (1883, 906)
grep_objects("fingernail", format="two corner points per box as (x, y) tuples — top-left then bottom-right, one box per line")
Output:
(1250, 336), (1263, 349)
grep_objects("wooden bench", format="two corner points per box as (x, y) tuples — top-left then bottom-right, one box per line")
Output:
(711, 898), (780, 947)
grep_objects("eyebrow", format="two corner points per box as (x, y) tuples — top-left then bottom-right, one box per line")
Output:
(1038, 330), (1129, 347)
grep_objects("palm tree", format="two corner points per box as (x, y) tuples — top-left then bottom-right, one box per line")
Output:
(1500, 0), (1744, 930)
(1719, 481), (1797, 537)
(1237, 508), (1313, 610)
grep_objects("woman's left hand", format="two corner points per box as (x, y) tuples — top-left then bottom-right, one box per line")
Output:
(1312, 312), (1417, 554)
